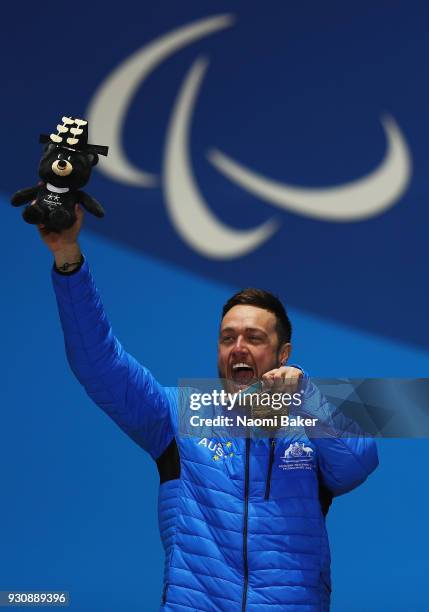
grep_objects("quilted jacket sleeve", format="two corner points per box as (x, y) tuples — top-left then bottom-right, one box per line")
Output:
(51, 260), (174, 460)
(299, 374), (379, 496)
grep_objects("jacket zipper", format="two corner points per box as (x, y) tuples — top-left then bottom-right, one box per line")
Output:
(264, 438), (276, 501)
(242, 437), (250, 612)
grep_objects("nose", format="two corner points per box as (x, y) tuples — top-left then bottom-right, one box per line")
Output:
(57, 160), (67, 169)
(232, 335), (248, 354)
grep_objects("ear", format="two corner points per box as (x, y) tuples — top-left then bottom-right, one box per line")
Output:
(87, 153), (99, 166)
(279, 342), (291, 365)
(44, 143), (56, 154)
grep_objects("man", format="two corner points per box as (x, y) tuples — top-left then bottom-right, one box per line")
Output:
(41, 205), (378, 611)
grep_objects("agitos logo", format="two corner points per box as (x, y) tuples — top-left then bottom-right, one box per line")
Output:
(87, 14), (412, 260)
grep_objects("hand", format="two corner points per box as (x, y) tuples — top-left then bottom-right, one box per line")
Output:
(262, 366), (302, 393)
(38, 204), (83, 253)
(37, 203), (83, 269)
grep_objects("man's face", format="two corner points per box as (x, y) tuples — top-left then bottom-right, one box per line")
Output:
(218, 305), (290, 393)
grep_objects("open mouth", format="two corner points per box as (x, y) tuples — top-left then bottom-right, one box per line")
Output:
(230, 362), (256, 388)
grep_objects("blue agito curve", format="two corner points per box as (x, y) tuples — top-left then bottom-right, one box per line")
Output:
(52, 260), (378, 611)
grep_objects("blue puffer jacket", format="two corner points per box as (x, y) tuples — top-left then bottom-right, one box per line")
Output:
(52, 261), (378, 612)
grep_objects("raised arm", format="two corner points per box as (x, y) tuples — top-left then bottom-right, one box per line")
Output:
(41, 205), (175, 459)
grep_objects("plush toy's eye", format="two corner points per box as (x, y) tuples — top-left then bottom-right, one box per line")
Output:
(67, 155), (72, 161)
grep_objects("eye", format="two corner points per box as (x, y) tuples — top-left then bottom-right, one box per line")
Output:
(220, 335), (233, 344)
(57, 152), (64, 160)
(67, 155), (71, 161)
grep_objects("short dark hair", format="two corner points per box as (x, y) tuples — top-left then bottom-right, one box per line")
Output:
(221, 288), (292, 346)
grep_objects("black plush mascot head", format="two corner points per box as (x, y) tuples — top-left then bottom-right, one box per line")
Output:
(39, 117), (107, 190)
(11, 116), (108, 232)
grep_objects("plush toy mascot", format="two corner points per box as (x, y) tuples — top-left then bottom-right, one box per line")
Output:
(11, 116), (108, 232)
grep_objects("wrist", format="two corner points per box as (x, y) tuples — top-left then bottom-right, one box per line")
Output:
(53, 244), (81, 268)
(53, 253), (84, 275)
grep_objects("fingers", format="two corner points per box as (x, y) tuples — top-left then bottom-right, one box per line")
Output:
(262, 370), (277, 389)
(262, 367), (302, 392)
(74, 204), (84, 228)
(283, 368), (302, 393)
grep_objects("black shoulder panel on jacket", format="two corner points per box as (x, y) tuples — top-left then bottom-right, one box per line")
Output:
(319, 481), (333, 517)
(156, 438), (181, 484)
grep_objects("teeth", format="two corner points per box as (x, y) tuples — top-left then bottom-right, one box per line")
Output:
(232, 363), (252, 370)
